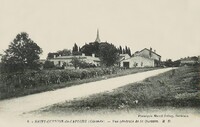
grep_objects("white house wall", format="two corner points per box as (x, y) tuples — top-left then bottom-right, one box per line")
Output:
(49, 59), (72, 66)
(84, 56), (100, 66)
(49, 56), (100, 67)
(120, 56), (154, 68)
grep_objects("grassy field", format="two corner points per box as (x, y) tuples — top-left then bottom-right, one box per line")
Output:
(0, 67), (156, 100)
(37, 66), (200, 115)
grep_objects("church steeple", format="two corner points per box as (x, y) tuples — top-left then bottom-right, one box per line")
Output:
(95, 29), (101, 43)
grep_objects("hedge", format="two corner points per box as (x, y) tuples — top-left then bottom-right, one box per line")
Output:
(0, 67), (117, 88)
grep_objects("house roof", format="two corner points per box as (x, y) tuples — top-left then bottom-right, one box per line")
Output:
(117, 56), (125, 62)
(139, 48), (161, 57)
(122, 55), (154, 62)
(50, 55), (100, 61)
(136, 55), (153, 60)
(117, 54), (130, 62)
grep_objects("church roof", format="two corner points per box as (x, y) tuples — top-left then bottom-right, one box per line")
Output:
(95, 29), (101, 43)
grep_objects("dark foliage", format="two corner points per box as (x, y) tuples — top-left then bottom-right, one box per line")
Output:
(81, 42), (119, 66)
(99, 42), (119, 66)
(81, 42), (100, 56)
(72, 43), (81, 55)
(43, 61), (55, 69)
(1, 32), (42, 73)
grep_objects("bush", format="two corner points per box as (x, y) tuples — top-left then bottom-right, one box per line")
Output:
(60, 71), (70, 82)
(43, 61), (55, 69)
(0, 67), (122, 91)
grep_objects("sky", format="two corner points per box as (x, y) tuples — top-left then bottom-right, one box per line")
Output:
(0, 0), (200, 60)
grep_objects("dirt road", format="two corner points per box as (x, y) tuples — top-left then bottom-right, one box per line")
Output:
(0, 68), (174, 118)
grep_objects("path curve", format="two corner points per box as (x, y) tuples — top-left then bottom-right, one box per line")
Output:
(0, 68), (174, 117)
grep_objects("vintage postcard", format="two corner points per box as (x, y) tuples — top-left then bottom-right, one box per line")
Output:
(0, 0), (199, 127)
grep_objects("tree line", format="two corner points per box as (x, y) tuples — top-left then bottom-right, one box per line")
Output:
(0, 32), (133, 73)
(47, 43), (132, 59)
(117, 45), (131, 56)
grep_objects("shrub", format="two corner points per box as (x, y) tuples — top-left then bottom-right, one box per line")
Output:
(60, 71), (70, 82)
(43, 61), (55, 69)
(0, 67), (122, 91)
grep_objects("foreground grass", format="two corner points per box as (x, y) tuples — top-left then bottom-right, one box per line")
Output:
(38, 66), (200, 115)
(0, 67), (156, 100)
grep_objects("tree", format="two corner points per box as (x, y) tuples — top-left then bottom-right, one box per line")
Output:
(125, 46), (128, 54)
(72, 43), (78, 54)
(81, 42), (100, 56)
(81, 42), (119, 66)
(164, 59), (173, 67)
(173, 60), (181, 67)
(127, 47), (131, 56)
(79, 47), (81, 52)
(43, 61), (55, 69)
(122, 48), (126, 54)
(47, 52), (58, 59)
(72, 43), (82, 55)
(119, 46), (122, 54)
(99, 42), (119, 66)
(62, 62), (67, 69)
(1, 32), (42, 72)
(70, 57), (81, 69)
(57, 49), (71, 56)
(47, 49), (71, 59)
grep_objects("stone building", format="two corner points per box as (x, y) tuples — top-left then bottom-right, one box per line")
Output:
(120, 48), (161, 68)
(49, 53), (100, 68)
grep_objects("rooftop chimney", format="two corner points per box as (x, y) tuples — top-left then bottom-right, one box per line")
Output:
(149, 47), (152, 58)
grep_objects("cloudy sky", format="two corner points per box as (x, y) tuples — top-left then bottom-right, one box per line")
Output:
(0, 0), (200, 60)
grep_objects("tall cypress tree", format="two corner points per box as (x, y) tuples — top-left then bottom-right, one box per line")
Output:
(79, 47), (81, 52)
(125, 46), (128, 54)
(72, 43), (79, 55)
(119, 46), (122, 54)
(128, 47), (131, 56)
(122, 48), (126, 54)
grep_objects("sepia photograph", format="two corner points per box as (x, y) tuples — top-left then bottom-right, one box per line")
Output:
(0, 0), (200, 127)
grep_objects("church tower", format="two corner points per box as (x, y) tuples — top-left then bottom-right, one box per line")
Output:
(95, 29), (101, 43)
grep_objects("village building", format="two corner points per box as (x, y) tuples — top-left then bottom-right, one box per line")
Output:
(120, 48), (161, 68)
(48, 30), (101, 68)
(49, 53), (100, 68)
(119, 54), (131, 60)
(117, 54), (131, 67)
(180, 56), (199, 66)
